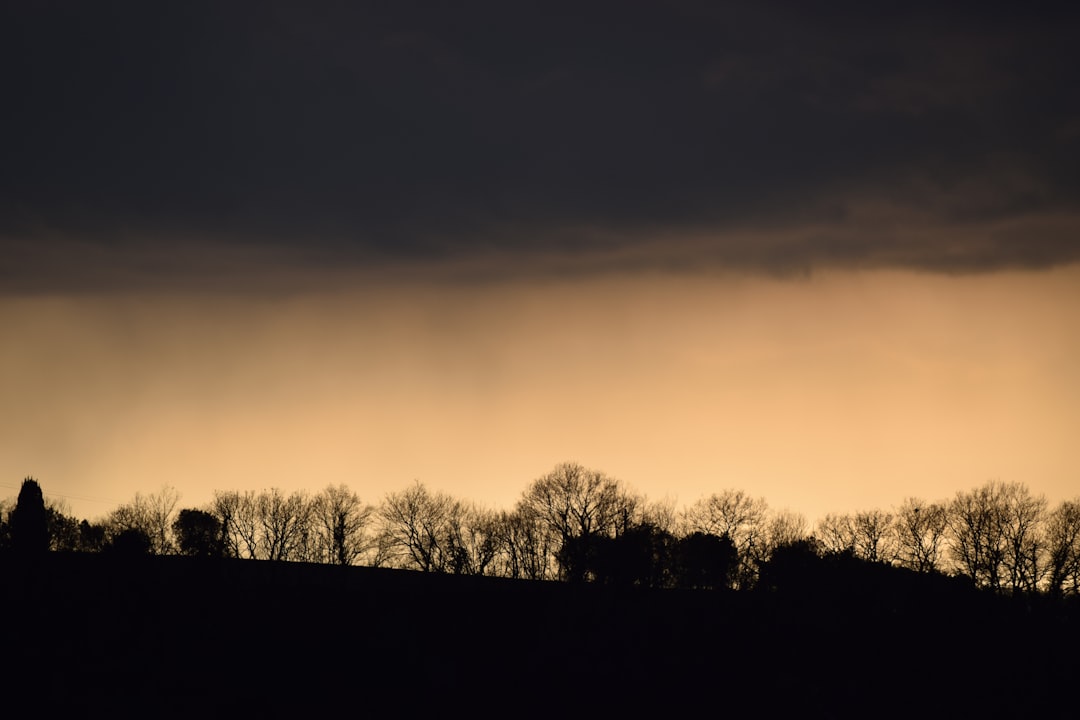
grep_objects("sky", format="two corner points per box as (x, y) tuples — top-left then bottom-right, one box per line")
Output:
(2, 1), (1079, 526)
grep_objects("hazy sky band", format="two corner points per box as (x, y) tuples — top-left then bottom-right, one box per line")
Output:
(4, 268), (1079, 525)
(3, 0), (1079, 292)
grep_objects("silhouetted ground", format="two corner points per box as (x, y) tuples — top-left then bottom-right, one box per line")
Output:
(4, 552), (1077, 718)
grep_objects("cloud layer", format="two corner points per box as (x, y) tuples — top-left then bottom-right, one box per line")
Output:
(3, 1), (1079, 291)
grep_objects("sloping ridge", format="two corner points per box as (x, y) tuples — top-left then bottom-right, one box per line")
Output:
(5, 552), (1077, 719)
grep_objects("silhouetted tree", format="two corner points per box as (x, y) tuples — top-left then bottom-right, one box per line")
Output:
(947, 482), (1006, 590)
(106, 527), (152, 556)
(0, 498), (11, 550)
(173, 509), (225, 557)
(680, 490), (768, 588)
(443, 503), (502, 576)
(209, 488), (314, 561)
(854, 509), (896, 563)
(586, 523), (676, 587)
(643, 496), (679, 535)
(10, 477), (49, 555)
(212, 490), (258, 559)
(893, 497), (949, 573)
(491, 508), (555, 580)
(377, 480), (456, 572)
(815, 508), (897, 562)
(46, 504), (81, 552)
(78, 520), (107, 553)
(673, 531), (737, 590)
(1045, 499), (1080, 597)
(756, 538), (822, 593)
(947, 480), (1046, 593)
(257, 488), (313, 562)
(312, 484), (374, 566)
(757, 509), (809, 566)
(1000, 483), (1047, 593)
(555, 534), (596, 583)
(816, 512), (857, 555)
(106, 485), (181, 555)
(373, 489), (502, 574)
(518, 462), (643, 581)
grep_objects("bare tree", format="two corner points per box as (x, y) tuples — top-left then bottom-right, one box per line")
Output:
(492, 507), (556, 580)
(815, 513), (857, 555)
(816, 508), (895, 563)
(947, 481), (1008, 590)
(752, 509), (809, 576)
(105, 485), (181, 555)
(893, 497), (949, 573)
(680, 490), (769, 588)
(377, 480), (456, 572)
(1045, 499), (1080, 596)
(852, 509), (896, 563)
(643, 496), (679, 536)
(946, 480), (1051, 593)
(518, 462), (640, 543)
(209, 488), (313, 562)
(208, 491), (238, 558)
(146, 485), (181, 555)
(444, 502), (502, 576)
(767, 509), (808, 548)
(516, 462), (642, 581)
(999, 483), (1047, 593)
(311, 484), (374, 566)
(367, 527), (399, 569)
(213, 490), (261, 560)
(258, 488), (313, 562)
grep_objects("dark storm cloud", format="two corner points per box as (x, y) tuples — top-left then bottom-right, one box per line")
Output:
(2, 0), (1079, 291)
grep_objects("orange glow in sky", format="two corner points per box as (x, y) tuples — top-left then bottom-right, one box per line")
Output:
(2, 265), (1078, 525)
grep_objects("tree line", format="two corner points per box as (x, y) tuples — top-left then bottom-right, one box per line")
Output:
(3, 463), (1079, 596)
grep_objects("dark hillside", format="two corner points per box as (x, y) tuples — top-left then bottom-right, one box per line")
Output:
(5, 552), (1077, 718)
